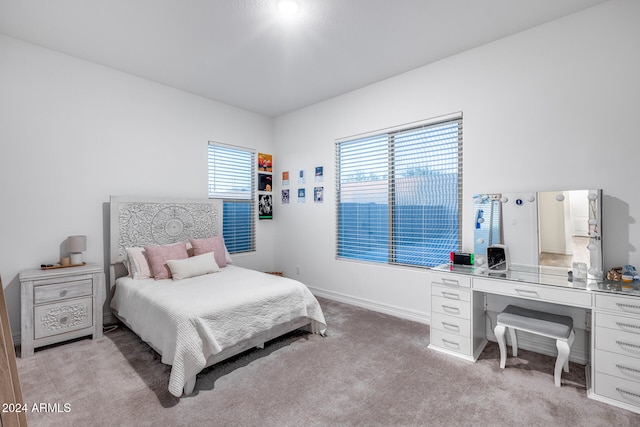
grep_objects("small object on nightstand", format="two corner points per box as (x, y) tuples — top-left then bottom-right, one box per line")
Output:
(67, 235), (87, 265)
(40, 262), (86, 270)
(20, 263), (105, 357)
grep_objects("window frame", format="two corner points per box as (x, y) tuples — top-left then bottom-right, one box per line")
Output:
(335, 113), (463, 268)
(207, 142), (257, 254)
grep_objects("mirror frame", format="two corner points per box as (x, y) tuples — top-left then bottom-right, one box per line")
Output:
(472, 189), (603, 280)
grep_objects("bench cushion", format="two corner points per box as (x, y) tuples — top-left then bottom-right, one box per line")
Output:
(497, 305), (573, 339)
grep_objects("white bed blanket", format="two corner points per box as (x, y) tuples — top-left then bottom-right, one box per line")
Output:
(110, 265), (326, 396)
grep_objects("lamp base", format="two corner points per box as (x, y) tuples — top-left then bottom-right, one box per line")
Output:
(70, 253), (83, 265)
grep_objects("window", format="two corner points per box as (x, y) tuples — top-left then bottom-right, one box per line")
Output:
(208, 142), (256, 253)
(335, 114), (462, 268)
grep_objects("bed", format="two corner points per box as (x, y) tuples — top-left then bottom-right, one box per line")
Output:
(108, 196), (327, 397)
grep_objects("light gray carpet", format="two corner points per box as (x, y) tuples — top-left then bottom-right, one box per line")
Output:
(16, 298), (640, 426)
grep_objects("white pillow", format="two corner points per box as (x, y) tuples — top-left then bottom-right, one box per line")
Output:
(166, 252), (220, 280)
(126, 247), (152, 279)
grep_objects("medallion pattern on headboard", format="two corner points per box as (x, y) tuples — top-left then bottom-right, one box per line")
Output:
(110, 197), (222, 264)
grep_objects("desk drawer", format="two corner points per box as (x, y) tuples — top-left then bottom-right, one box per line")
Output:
(34, 279), (93, 304)
(432, 295), (471, 320)
(596, 325), (640, 356)
(595, 372), (640, 406)
(473, 278), (592, 307)
(432, 284), (471, 302)
(595, 348), (640, 381)
(596, 294), (640, 316)
(430, 272), (471, 289)
(431, 312), (471, 337)
(430, 328), (471, 356)
(595, 312), (640, 335)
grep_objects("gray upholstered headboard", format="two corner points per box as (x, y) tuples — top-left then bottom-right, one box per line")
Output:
(109, 196), (223, 279)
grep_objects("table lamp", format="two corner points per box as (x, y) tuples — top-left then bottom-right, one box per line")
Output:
(68, 235), (87, 265)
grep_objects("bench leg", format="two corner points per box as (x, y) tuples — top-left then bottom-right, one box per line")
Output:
(508, 327), (518, 357)
(495, 324), (507, 369)
(554, 330), (574, 387)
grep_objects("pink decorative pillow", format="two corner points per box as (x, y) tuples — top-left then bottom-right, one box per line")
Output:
(144, 242), (189, 280)
(190, 236), (228, 268)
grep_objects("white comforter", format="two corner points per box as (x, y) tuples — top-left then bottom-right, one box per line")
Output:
(110, 265), (327, 396)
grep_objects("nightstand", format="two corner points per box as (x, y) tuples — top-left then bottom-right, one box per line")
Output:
(19, 263), (105, 357)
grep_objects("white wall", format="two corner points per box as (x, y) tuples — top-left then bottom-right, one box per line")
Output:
(2, 0), (639, 339)
(0, 34), (275, 338)
(272, 0), (640, 322)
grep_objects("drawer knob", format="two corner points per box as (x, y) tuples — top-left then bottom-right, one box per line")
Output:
(441, 278), (460, 287)
(442, 322), (460, 332)
(616, 364), (640, 376)
(616, 340), (640, 351)
(442, 305), (460, 314)
(616, 388), (640, 401)
(442, 339), (460, 349)
(441, 291), (461, 300)
(515, 289), (540, 298)
(616, 322), (640, 332)
(59, 289), (68, 298)
(616, 302), (640, 311)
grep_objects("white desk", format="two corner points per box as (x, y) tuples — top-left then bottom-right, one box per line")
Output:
(428, 264), (640, 414)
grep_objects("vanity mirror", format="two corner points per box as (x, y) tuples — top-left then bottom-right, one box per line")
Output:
(473, 189), (603, 280)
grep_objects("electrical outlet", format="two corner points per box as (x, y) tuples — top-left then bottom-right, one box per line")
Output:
(296, 265), (301, 275)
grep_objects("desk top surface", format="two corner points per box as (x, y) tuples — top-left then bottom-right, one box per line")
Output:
(433, 263), (640, 298)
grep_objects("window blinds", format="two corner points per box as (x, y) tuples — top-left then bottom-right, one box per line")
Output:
(208, 142), (256, 253)
(335, 114), (462, 267)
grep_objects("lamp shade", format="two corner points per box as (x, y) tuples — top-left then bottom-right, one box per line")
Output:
(67, 235), (87, 253)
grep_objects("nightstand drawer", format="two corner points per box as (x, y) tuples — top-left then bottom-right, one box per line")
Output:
(33, 297), (93, 339)
(34, 279), (93, 304)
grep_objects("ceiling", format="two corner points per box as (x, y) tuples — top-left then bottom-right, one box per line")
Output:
(0, 0), (609, 117)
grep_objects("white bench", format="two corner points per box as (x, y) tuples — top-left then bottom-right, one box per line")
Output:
(494, 305), (575, 387)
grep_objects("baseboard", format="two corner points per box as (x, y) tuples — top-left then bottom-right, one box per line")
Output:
(308, 287), (430, 325)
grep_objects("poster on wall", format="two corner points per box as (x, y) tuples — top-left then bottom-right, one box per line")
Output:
(282, 171), (289, 186)
(259, 194), (273, 219)
(298, 169), (306, 184)
(314, 186), (324, 203)
(298, 188), (306, 203)
(315, 166), (324, 182)
(258, 153), (272, 172)
(258, 173), (272, 192)
(282, 189), (290, 204)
